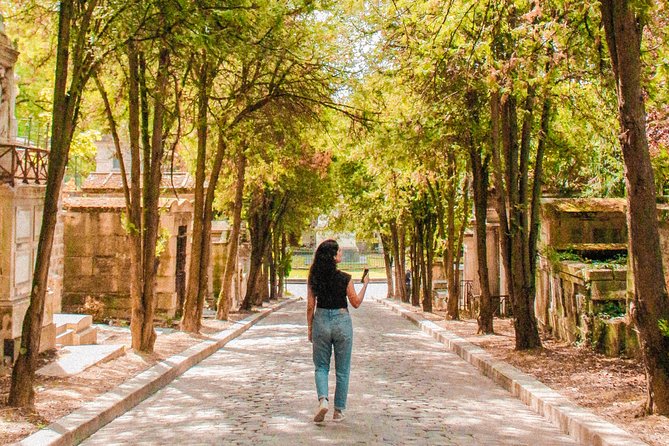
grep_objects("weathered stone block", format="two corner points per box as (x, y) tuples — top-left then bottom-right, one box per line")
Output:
(65, 275), (123, 294)
(64, 257), (94, 277)
(592, 317), (640, 358)
(8, 297), (28, 339)
(156, 252), (173, 276)
(63, 212), (86, 234)
(584, 268), (626, 282)
(39, 322), (56, 353)
(156, 292), (176, 315)
(93, 256), (119, 276)
(97, 212), (123, 236)
(156, 275), (175, 293)
(65, 234), (95, 257)
(61, 292), (86, 311)
(96, 236), (129, 256)
(590, 280), (627, 301)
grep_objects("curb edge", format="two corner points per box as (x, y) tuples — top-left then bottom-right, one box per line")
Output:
(374, 297), (648, 446)
(17, 298), (298, 446)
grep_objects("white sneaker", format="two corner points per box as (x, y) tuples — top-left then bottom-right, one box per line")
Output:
(333, 409), (346, 422)
(313, 398), (328, 422)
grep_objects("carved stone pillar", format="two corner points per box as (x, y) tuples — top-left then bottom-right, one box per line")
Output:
(0, 27), (18, 142)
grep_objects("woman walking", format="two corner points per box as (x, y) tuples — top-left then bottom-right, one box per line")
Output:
(307, 239), (369, 423)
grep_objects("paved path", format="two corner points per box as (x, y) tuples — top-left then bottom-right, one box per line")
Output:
(82, 285), (579, 445)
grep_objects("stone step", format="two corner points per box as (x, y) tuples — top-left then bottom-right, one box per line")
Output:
(56, 328), (75, 346)
(77, 326), (97, 345)
(54, 313), (93, 334)
(56, 323), (68, 336)
(37, 344), (126, 377)
(53, 313), (97, 346)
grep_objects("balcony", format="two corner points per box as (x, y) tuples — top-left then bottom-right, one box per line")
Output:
(0, 141), (49, 186)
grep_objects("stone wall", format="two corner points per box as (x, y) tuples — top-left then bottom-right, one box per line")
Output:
(462, 198), (643, 358)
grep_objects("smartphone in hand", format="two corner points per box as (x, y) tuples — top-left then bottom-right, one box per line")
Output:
(361, 268), (369, 283)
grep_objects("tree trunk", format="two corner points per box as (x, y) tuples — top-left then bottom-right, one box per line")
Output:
(410, 229), (420, 307)
(9, 0), (82, 407)
(262, 257), (271, 302)
(269, 233), (277, 300)
(277, 233), (286, 299)
(528, 94), (551, 304)
(380, 232), (394, 298)
(471, 149), (493, 334)
(181, 55), (210, 332)
(399, 224), (408, 302)
(445, 152), (459, 320)
(491, 84), (542, 350)
(418, 220), (432, 312)
(253, 254), (270, 306)
(242, 192), (273, 310)
(502, 91), (542, 350)
(136, 46), (170, 352)
(601, 0), (669, 415)
(217, 148), (246, 319)
(390, 221), (404, 300)
(126, 41), (145, 355)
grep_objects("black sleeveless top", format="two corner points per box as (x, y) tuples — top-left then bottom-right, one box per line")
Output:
(315, 270), (351, 309)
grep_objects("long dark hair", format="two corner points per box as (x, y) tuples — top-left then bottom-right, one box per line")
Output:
(308, 239), (339, 297)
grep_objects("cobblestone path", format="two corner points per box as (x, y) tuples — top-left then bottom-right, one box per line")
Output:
(82, 288), (579, 445)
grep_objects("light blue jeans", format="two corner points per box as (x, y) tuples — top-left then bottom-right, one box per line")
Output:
(312, 307), (353, 411)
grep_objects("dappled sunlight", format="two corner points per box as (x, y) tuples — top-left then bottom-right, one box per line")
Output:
(82, 298), (578, 445)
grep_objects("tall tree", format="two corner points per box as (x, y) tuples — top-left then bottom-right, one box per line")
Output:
(217, 146), (247, 320)
(181, 53), (214, 332)
(9, 0), (103, 407)
(599, 0), (669, 415)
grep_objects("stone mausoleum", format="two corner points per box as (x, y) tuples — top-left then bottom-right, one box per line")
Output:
(463, 196), (669, 358)
(534, 198), (631, 355)
(0, 26), (60, 363)
(61, 172), (194, 320)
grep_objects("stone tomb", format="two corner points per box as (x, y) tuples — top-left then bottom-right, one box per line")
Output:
(462, 197), (641, 357)
(534, 199), (630, 348)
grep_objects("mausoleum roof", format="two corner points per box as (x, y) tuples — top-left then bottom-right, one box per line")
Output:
(63, 196), (192, 213)
(81, 171), (195, 193)
(542, 198), (626, 214)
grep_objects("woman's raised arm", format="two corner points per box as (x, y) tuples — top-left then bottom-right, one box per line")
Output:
(346, 275), (369, 308)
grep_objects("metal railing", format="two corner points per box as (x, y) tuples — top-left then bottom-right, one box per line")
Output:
(290, 248), (385, 273)
(15, 118), (50, 150)
(463, 279), (513, 316)
(0, 142), (49, 186)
